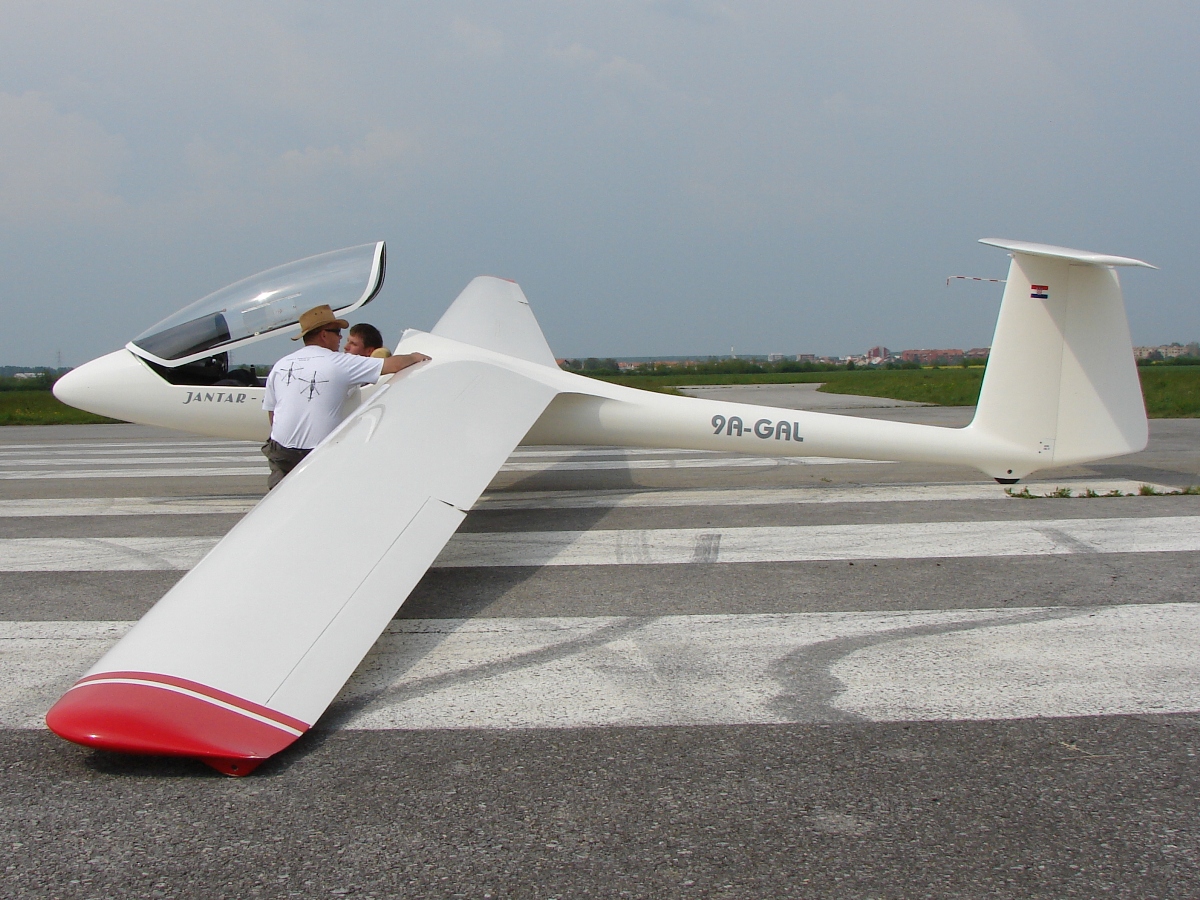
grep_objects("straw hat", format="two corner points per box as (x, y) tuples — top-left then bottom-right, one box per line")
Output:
(293, 305), (350, 340)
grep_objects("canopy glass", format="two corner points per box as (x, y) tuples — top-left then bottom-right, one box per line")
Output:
(128, 242), (385, 367)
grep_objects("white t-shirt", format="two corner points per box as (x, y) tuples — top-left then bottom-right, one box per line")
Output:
(262, 346), (385, 449)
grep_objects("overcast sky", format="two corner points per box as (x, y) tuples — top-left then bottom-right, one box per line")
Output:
(1, 1), (1196, 366)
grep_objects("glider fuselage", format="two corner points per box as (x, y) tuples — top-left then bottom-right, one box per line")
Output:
(57, 334), (1022, 481)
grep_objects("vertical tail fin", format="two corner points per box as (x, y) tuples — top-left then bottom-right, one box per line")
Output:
(970, 240), (1154, 474)
(431, 276), (559, 368)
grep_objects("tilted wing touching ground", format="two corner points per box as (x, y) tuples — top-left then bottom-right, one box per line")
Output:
(47, 280), (562, 774)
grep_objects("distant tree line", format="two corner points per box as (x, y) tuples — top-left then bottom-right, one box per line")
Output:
(1138, 355), (1200, 367)
(560, 357), (929, 377)
(0, 369), (64, 392)
(559, 358), (622, 375)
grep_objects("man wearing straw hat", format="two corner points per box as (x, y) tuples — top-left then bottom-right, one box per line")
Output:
(261, 304), (429, 489)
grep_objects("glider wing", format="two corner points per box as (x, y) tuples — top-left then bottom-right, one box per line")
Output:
(46, 356), (560, 774)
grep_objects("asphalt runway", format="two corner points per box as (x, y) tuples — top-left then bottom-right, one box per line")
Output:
(2, 390), (1199, 898)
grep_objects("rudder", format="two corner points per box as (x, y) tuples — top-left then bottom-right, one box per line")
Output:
(970, 239), (1153, 473)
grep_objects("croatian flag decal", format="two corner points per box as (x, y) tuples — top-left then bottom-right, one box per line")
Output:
(1030, 284), (1049, 299)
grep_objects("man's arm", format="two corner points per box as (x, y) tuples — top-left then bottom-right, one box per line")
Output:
(380, 352), (431, 376)
(262, 369), (276, 431)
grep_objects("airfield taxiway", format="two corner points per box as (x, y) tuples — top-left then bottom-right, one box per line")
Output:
(1, 387), (1198, 898)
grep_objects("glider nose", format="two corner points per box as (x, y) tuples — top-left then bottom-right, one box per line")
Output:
(51, 349), (151, 421)
(51, 359), (94, 409)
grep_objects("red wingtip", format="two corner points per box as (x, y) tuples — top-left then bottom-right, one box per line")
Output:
(46, 672), (309, 776)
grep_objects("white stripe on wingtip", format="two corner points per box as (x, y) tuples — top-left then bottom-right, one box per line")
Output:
(72, 677), (306, 737)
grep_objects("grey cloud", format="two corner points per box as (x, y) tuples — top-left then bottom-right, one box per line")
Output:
(0, 2), (1195, 367)
(0, 91), (127, 223)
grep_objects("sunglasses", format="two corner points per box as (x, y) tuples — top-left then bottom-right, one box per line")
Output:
(322, 328), (343, 337)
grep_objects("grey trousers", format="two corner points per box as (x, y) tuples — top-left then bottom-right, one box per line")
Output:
(261, 440), (311, 490)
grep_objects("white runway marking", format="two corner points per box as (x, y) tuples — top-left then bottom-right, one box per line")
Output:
(0, 455), (264, 467)
(0, 445), (889, 479)
(4, 605), (1199, 730)
(498, 456), (891, 472)
(0, 467), (269, 480)
(0, 497), (261, 517)
(0, 622), (133, 729)
(435, 516), (1200, 567)
(0, 480), (1174, 517)
(0, 450), (261, 462)
(1, 515), (1197, 571)
(506, 447), (714, 458)
(0, 441), (256, 453)
(475, 480), (1173, 510)
(0, 537), (217, 571)
(0, 458), (265, 472)
(0, 439), (266, 481)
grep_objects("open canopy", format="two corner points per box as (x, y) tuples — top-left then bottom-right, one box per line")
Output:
(128, 242), (386, 367)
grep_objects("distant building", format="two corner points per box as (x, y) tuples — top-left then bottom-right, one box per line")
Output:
(964, 347), (990, 360)
(1134, 342), (1200, 361)
(795, 354), (816, 363)
(12, 372), (40, 379)
(901, 348), (964, 366)
(767, 353), (786, 362)
(864, 346), (890, 366)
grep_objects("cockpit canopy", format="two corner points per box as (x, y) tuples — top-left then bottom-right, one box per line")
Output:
(128, 242), (386, 367)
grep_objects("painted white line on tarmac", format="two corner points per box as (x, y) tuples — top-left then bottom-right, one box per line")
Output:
(0, 497), (260, 517)
(0, 467), (268, 480)
(0, 448), (260, 460)
(0, 455), (265, 467)
(475, 481), (1175, 510)
(0, 455), (889, 480)
(499, 456), (891, 472)
(830, 603), (1200, 721)
(0, 537), (218, 571)
(435, 516), (1200, 567)
(0, 443), (854, 461)
(2, 515), (1197, 571)
(0, 441), (256, 453)
(4, 605), (1199, 730)
(506, 448), (712, 458)
(0, 621), (134, 728)
(0, 480), (1175, 518)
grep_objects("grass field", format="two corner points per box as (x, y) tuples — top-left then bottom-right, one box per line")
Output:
(598, 365), (1200, 417)
(0, 392), (121, 426)
(1136, 367), (1200, 418)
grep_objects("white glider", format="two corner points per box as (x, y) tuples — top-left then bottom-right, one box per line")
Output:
(46, 238), (1153, 774)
